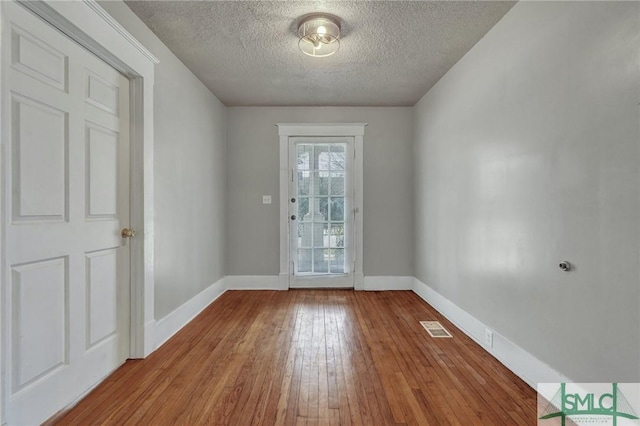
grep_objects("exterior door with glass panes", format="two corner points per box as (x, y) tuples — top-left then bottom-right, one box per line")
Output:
(289, 137), (354, 288)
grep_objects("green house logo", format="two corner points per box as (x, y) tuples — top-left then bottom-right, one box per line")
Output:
(539, 383), (639, 426)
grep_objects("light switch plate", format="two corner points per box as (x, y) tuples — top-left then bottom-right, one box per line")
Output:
(262, 195), (272, 204)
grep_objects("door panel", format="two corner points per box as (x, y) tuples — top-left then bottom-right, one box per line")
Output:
(10, 24), (68, 91)
(2, 2), (131, 424)
(11, 94), (67, 221)
(289, 137), (354, 288)
(86, 249), (119, 347)
(86, 124), (119, 218)
(11, 257), (67, 392)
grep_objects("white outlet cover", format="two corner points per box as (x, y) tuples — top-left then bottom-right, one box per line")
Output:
(262, 195), (272, 204)
(485, 329), (493, 348)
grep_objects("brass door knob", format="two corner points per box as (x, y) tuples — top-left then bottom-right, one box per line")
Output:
(121, 228), (136, 238)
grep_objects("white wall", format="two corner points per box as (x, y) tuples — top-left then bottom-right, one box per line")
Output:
(99, 2), (227, 320)
(226, 107), (414, 277)
(414, 1), (639, 382)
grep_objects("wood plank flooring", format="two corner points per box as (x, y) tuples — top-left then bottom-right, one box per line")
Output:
(49, 290), (537, 425)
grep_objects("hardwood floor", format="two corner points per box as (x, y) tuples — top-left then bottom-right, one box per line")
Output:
(49, 290), (537, 425)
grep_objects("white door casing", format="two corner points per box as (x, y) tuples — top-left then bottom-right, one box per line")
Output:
(1, 1), (158, 424)
(277, 123), (366, 291)
(2, 2), (131, 424)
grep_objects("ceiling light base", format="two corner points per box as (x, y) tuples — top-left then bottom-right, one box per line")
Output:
(298, 14), (341, 58)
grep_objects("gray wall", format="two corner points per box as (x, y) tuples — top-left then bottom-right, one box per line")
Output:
(99, 2), (227, 320)
(103, 0), (638, 383)
(226, 107), (414, 277)
(414, 1), (639, 381)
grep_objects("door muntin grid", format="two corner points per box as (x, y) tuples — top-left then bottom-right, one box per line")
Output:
(294, 143), (349, 275)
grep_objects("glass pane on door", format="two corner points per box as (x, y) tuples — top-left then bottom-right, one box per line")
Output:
(295, 143), (347, 275)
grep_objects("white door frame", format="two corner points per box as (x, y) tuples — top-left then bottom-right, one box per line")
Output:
(0, 2), (158, 420)
(277, 123), (366, 291)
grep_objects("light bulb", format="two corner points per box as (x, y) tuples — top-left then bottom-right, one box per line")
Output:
(317, 26), (326, 35)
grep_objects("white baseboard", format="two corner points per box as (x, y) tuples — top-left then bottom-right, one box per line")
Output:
(153, 277), (227, 349)
(278, 273), (289, 290)
(225, 275), (412, 291)
(364, 276), (413, 291)
(149, 274), (571, 390)
(412, 278), (571, 389)
(226, 275), (280, 290)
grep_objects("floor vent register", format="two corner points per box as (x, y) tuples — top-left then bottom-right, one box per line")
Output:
(420, 321), (453, 338)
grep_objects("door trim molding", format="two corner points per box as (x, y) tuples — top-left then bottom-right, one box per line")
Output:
(17, 0), (159, 67)
(276, 123), (366, 290)
(1, 0), (158, 376)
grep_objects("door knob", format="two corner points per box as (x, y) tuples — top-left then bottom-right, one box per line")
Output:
(291, 215), (296, 220)
(121, 228), (136, 238)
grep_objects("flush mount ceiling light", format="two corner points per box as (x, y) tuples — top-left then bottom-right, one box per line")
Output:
(297, 14), (341, 58)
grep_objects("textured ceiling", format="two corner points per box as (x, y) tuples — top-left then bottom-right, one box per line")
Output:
(124, 1), (516, 106)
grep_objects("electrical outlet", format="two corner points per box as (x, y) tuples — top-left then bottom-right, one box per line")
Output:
(262, 195), (272, 205)
(485, 329), (493, 348)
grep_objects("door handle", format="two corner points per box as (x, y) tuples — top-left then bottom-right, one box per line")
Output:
(291, 215), (296, 220)
(121, 228), (136, 238)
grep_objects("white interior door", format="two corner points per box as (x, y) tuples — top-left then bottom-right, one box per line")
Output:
(2, 3), (131, 424)
(289, 136), (354, 288)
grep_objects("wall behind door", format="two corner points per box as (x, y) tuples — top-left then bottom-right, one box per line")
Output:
(226, 107), (414, 278)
